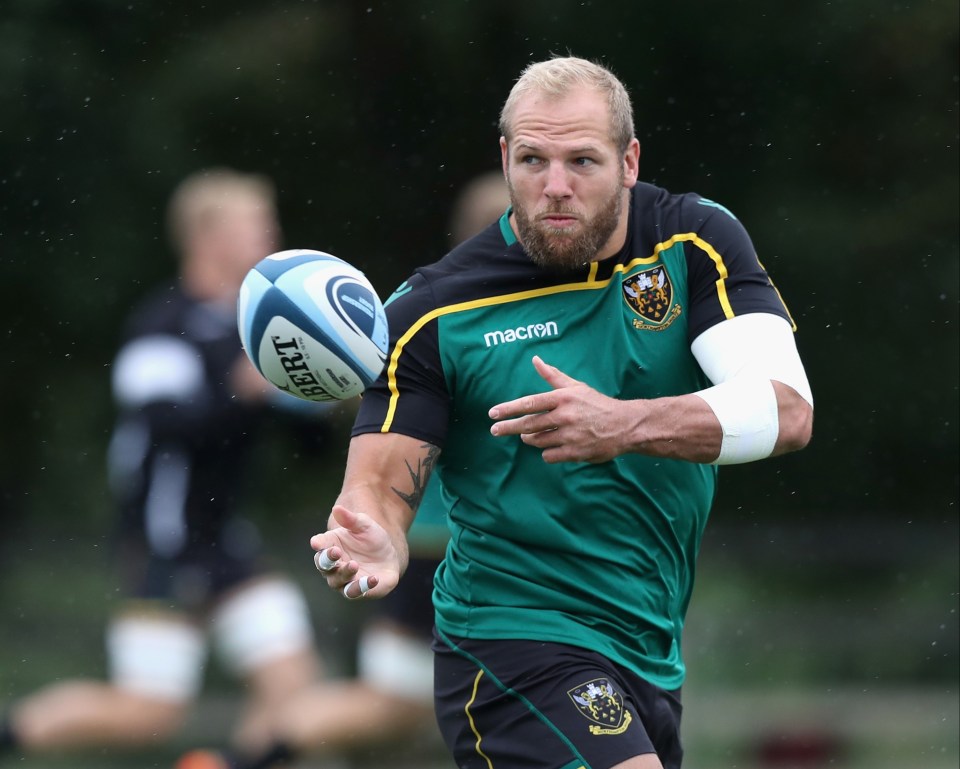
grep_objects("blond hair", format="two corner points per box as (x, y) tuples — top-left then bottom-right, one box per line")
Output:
(499, 56), (635, 154)
(166, 167), (276, 255)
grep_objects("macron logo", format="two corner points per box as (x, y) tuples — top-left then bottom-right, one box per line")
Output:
(484, 321), (559, 348)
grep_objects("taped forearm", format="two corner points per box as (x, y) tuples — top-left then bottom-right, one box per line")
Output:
(694, 376), (779, 464)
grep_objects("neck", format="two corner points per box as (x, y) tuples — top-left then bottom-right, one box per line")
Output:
(594, 188), (632, 262)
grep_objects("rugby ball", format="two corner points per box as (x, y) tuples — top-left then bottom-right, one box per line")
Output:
(237, 249), (389, 402)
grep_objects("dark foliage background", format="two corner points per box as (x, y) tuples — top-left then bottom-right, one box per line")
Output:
(0, 0), (956, 694)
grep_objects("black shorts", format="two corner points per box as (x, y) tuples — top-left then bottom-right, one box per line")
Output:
(433, 631), (683, 769)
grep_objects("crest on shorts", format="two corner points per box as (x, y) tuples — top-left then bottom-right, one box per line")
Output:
(567, 678), (633, 735)
(623, 265), (680, 330)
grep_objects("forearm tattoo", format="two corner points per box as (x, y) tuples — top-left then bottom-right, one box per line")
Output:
(392, 443), (440, 512)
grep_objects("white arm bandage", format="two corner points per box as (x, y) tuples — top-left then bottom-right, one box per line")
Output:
(691, 313), (813, 465)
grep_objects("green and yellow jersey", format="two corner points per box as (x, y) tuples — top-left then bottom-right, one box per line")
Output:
(353, 182), (792, 689)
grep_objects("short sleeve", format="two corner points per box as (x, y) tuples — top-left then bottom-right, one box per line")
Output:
(352, 270), (451, 446)
(683, 198), (794, 342)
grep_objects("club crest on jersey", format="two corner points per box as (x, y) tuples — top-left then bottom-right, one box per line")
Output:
(568, 678), (633, 735)
(623, 265), (681, 330)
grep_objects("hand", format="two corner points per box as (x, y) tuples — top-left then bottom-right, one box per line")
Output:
(488, 355), (628, 464)
(310, 505), (402, 599)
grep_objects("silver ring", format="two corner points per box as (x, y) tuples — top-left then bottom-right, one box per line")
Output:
(314, 549), (337, 573)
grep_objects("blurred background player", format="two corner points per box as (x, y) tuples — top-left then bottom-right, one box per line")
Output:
(175, 170), (511, 769)
(445, 170), (513, 247)
(0, 168), (323, 759)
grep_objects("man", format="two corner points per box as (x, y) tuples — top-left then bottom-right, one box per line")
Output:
(311, 56), (813, 769)
(1, 169), (322, 758)
(176, 171), (512, 769)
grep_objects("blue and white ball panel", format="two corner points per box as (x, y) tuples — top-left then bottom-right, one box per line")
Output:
(256, 315), (367, 401)
(237, 269), (272, 357)
(292, 265), (388, 372)
(252, 249), (347, 282)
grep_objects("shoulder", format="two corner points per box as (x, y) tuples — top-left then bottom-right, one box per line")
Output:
(631, 182), (753, 248)
(424, 220), (529, 288)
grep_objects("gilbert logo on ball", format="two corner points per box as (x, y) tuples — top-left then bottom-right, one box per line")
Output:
(238, 249), (389, 401)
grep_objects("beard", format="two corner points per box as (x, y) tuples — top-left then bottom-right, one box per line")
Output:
(509, 173), (625, 271)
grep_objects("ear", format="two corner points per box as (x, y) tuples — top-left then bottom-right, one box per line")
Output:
(500, 136), (509, 176)
(623, 138), (640, 187)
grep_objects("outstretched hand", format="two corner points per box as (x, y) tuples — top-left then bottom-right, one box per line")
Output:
(310, 505), (402, 599)
(488, 355), (630, 464)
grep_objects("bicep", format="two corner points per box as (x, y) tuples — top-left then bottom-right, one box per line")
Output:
(337, 432), (441, 534)
(691, 313), (813, 407)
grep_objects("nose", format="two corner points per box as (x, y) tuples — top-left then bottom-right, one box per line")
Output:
(542, 162), (573, 200)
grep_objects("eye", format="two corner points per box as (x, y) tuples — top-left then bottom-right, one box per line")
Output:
(574, 157), (595, 167)
(520, 154), (543, 166)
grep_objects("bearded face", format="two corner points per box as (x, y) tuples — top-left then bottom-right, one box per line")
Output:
(508, 166), (626, 271)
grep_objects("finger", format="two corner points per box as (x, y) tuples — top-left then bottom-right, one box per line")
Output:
(491, 409), (562, 437)
(342, 575), (378, 600)
(314, 548), (339, 573)
(488, 393), (553, 422)
(329, 503), (364, 532)
(521, 428), (563, 449)
(487, 357), (578, 423)
(531, 355), (581, 388)
(539, 447), (568, 465)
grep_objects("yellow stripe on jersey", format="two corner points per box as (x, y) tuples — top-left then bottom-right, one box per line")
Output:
(651, 232), (794, 329)
(757, 257), (797, 331)
(381, 278), (616, 432)
(653, 233), (735, 319)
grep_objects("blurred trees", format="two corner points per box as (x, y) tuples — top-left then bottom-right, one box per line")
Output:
(1, 0), (957, 536)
